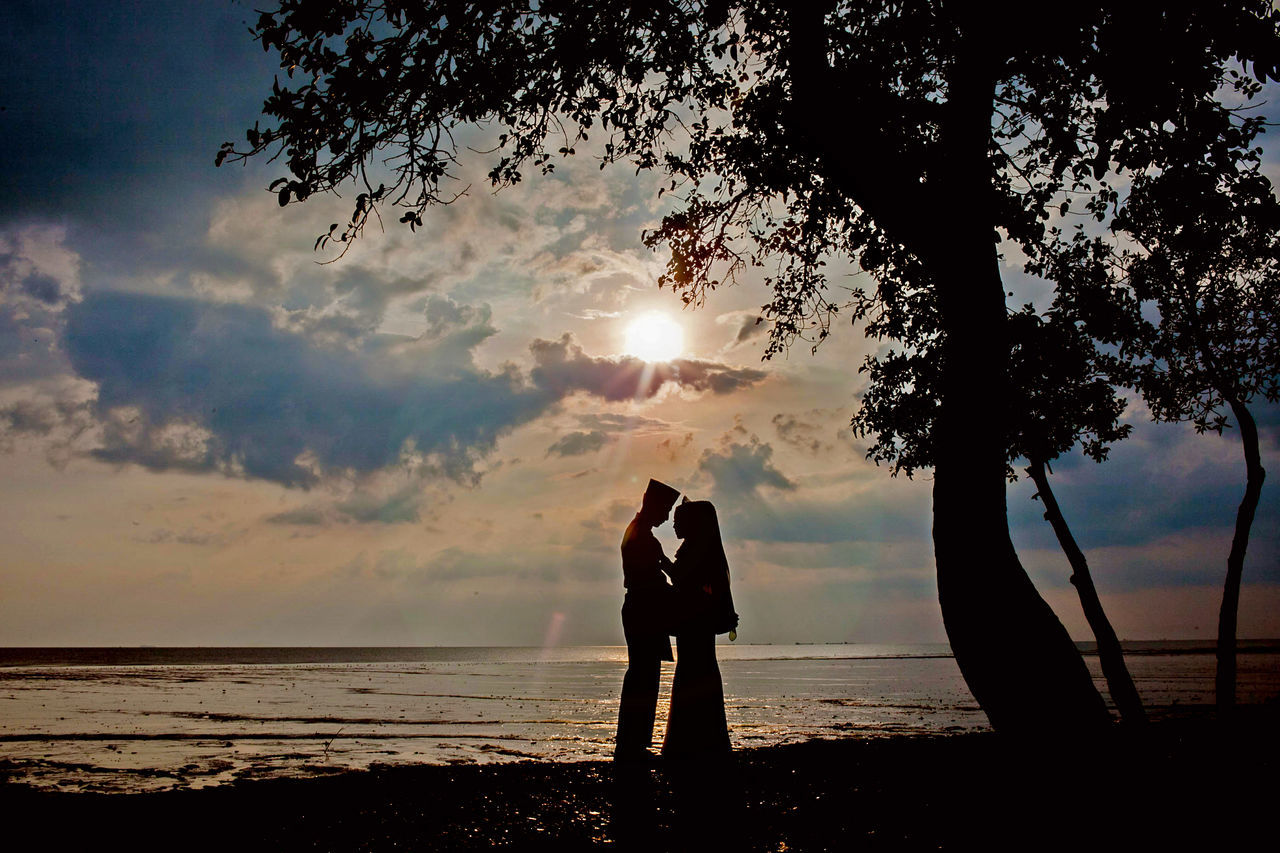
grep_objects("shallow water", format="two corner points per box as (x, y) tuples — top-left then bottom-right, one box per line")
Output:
(1, 643), (1276, 792)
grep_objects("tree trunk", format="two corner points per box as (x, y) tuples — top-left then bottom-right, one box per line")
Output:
(929, 255), (1108, 735)
(1027, 458), (1145, 724)
(929, 39), (1109, 736)
(786, 8), (1107, 733)
(1216, 398), (1266, 713)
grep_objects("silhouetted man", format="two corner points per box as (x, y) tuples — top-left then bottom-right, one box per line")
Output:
(615, 478), (680, 761)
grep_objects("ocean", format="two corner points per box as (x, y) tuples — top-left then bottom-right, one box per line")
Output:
(1, 642), (1277, 792)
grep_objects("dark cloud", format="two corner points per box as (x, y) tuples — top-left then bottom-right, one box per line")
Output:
(0, 302), (69, 385)
(722, 494), (931, 545)
(335, 490), (422, 524)
(424, 294), (480, 338)
(545, 430), (609, 458)
(135, 526), (237, 547)
(576, 412), (672, 433)
(1007, 421), (1280, 556)
(773, 412), (834, 455)
(0, 388), (96, 465)
(44, 292), (768, 489)
(716, 310), (767, 349)
(657, 432), (694, 461)
(264, 490), (425, 526)
(0, 396), (85, 437)
(529, 334), (767, 401)
(0, 240), (80, 385)
(692, 433), (933, 546)
(698, 438), (796, 501)
(736, 317), (765, 343)
(604, 499), (636, 524)
(292, 267), (441, 344)
(20, 272), (63, 305)
(265, 506), (328, 526)
(63, 291), (554, 487)
(1251, 399), (1280, 451)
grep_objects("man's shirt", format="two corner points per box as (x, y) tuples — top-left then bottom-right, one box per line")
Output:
(621, 514), (669, 592)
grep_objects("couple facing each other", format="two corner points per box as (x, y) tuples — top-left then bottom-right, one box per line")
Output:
(615, 478), (739, 763)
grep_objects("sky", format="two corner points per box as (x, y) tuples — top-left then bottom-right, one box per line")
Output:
(1, 1), (1277, 647)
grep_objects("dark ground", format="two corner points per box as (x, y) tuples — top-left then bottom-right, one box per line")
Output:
(2, 709), (1276, 851)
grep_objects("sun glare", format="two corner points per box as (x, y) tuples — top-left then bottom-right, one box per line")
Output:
(624, 311), (685, 362)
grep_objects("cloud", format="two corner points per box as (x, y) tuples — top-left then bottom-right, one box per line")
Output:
(576, 412), (672, 434)
(687, 428), (934, 547)
(1252, 399), (1280, 451)
(545, 430), (610, 458)
(264, 485), (425, 526)
(42, 290), (769, 489)
(335, 489), (423, 524)
(135, 526), (241, 547)
(773, 411), (837, 455)
(698, 437), (797, 501)
(657, 432), (695, 461)
(716, 310), (768, 348)
(1007, 415), (1280, 554)
(0, 225), (82, 385)
(529, 333), (767, 401)
(0, 380), (99, 466)
(63, 291), (553, 487)
(265, 506), (328, 526)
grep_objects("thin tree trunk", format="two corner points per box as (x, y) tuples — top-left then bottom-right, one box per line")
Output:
(1217, 398), (1266, 713)
(928, 37), (1109, 735)
(1026, 457), (1146, 724)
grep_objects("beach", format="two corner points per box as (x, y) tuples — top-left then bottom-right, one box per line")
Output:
(0, 644), (983, 791)
(5, 642), (1277, 793)
(3, 712), (1278, 851)
(2, 644), (1278, 849)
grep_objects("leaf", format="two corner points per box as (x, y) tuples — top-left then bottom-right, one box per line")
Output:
(278, 187), (291, 206)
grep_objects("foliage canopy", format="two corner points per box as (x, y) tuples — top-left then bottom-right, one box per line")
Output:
(221, 3), (1280, 361)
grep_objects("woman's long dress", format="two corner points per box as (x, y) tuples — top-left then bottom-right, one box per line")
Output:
(661, 547), (731, 759)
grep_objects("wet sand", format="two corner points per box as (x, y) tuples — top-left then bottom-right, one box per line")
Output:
(2, 709), (1276, 851)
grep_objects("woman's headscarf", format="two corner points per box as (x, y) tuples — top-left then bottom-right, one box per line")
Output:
(674, 499), (737, 633)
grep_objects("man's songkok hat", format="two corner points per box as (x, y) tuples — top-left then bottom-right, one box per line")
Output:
(644, 478), (680, 509)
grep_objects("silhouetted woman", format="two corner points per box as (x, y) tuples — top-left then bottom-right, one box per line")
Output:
(662, 498), (737, 760)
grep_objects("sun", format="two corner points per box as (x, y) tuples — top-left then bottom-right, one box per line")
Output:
(623, 311), (685, 362)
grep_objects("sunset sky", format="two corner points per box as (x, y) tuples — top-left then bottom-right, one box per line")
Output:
(2, 1), (1278, 647)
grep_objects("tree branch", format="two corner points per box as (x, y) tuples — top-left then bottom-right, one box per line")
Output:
(782, 5), (936, 253)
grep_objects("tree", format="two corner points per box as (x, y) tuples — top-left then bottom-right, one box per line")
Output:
(853, 303), (1148, 725)
(1050, 90), (1279, 712)
(221, 1), (1280, 733)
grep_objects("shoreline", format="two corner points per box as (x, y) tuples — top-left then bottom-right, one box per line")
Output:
(4, 710), (1277, 851)
(4, 639), (1277, 668)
